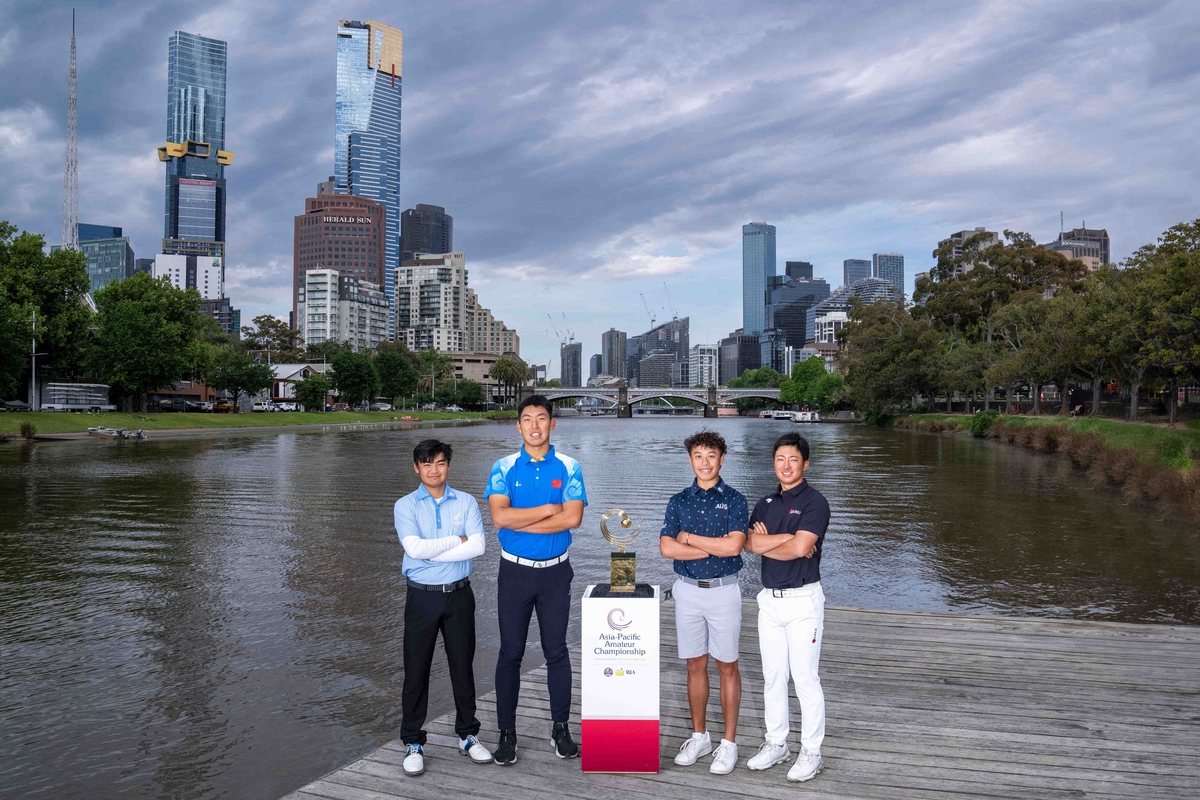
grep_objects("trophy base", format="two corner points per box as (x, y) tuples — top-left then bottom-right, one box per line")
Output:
(610, 552), (636, 592)
(590, 583), (655, 599)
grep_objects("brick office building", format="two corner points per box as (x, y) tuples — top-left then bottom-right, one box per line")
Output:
(293, 188), (386, 334)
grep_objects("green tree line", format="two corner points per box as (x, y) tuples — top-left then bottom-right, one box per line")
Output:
(838, 221), (1200, 424)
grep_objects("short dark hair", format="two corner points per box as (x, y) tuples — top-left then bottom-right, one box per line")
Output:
(684, 429), (727, 456)
(413, 439), (452, 464)
(517, 394), (554, 418)
(773, 432), (810, 461)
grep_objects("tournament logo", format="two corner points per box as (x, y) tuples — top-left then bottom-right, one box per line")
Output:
(603, 667), (613, 677)
(607, 608), (632, 631)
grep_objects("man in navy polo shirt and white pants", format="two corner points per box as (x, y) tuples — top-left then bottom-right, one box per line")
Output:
(744, 432), (831, 783)
(485, 395), (587, 767)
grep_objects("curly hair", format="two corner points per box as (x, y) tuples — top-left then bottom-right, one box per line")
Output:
(684, 429), (727, 456)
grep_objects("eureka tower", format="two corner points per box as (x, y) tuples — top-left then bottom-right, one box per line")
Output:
(335, 19), (403, 337)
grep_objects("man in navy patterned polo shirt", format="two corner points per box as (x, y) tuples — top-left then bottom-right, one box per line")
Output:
(659, 430), (749, 776)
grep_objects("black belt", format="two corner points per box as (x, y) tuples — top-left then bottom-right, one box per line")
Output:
(407, 577), (471, 593)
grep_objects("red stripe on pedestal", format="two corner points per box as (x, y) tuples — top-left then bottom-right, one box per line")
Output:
(581, 719), (660, 773)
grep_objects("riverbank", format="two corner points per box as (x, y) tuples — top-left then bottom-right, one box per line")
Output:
(898, 413), (1200, 523)
(0, 409), (508, 439)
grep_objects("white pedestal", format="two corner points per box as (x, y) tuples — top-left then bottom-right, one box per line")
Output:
(580, 584), (660, 773)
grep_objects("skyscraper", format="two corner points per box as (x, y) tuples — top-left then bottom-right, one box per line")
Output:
(843, 259), (870, 286)
(335, 19), (403, 336)
(560, 341), (582, 388)
(872, 253), (904, 296)
(601, 328), (627, 379)
(401, 204), (452, 261)
(785, 261), (813, 280)
(589, 353), (602, 380)
(742, 223), (776, 335)
(159, 31), (230, 261)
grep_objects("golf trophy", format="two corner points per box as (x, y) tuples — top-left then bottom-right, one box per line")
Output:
(583, 508), (660, 772)
(600, 508), (641, 592)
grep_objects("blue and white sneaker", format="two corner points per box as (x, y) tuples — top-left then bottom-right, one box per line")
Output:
(459, 735), (494, 763)
(403, 743), (425, 776)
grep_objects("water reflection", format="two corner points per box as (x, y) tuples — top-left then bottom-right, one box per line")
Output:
(1, 418), (1195, 799)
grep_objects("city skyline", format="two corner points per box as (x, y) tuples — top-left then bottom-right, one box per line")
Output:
(3, 2), (1199, 379)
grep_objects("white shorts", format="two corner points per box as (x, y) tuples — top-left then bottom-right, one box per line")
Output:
(673, 577), (742, 663)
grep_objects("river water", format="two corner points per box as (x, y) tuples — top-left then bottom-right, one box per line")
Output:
(1, 417), (1197, 799)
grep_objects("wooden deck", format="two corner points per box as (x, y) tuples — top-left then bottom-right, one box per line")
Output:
(284, 601), (1200, 799)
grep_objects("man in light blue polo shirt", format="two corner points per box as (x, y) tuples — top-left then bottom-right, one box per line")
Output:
(394, 439), (493, 777)
(484, 395), (587, 766)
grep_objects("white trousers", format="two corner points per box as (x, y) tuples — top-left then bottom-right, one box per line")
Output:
(756, 583), (825, 754)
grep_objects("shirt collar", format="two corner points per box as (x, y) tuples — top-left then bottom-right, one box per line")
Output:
(777, 480), (807, 499)
(416, 484), (457, 502)
(687, 477), (727, 496)
(518, 444), (555, 465)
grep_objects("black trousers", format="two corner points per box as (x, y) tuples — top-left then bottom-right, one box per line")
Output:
(495, 558), (573, 730)
(400, 583), (480, 745)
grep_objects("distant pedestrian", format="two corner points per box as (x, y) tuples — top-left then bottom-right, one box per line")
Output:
(485, 395), (587, 766)
(744, 432), (830, 782)
(659, 430), (749, 776)
(394, 439), (493, 777)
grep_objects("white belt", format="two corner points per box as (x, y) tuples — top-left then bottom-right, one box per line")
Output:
(501, 549), (569, 569)
(768, 581), (821, 598)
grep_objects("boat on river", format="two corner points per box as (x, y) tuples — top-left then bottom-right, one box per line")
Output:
(793, 411), (822, 423)
(87, 427), (146, 440)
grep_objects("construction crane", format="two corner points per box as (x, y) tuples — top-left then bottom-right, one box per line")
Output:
(663, 282), (679, 320)
(561, 312), (576, 343)
(640, 293), (656, 329)
(547, 313), (567, 345)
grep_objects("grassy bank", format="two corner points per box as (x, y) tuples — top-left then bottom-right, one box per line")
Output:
(897, 413), (1200, 524)
(0, 410), (494, 436)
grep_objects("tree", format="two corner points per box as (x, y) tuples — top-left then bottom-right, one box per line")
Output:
(779, 357), (827, 406)
(375, 341), (419, 402)
(331, 350), (380, 408)
(304, 339), (349, 364)
(0, 221), (92, 394)
(488, 356), (530, 407)
(293, 372), (331, 412)
(89, 272), (202, 411)
(417, 348), (455, 391)
(206, 346), (275, 411)
(839, 299), (940, 417)
(241, 314), (302, 362)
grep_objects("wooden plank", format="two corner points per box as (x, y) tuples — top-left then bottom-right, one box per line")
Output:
(281, 600), (1200, 800)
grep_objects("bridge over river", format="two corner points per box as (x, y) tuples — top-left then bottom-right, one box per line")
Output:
(528, 386), (781, 417)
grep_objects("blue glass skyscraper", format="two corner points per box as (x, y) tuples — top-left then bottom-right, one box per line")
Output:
(843, 258), (870, 287)
(159, 31), (231, 260)
(742, 222), (776, 335)
(335, 19), (403, 337)
(872, 253), (905, 297)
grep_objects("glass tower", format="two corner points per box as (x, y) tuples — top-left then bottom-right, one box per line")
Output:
(161, 32), (229, 259)
(401, 204), (453, 261)
(742, 223), (776, 335)
(335, 19), (403, 338)
(843, 258), (871, 287)
(872, 253), (905, 297)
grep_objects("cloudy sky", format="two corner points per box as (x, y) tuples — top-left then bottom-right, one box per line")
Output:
(3, 0), (1199, 375)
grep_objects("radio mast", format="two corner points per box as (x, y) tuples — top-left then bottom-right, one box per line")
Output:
(62, 9), (79, 250)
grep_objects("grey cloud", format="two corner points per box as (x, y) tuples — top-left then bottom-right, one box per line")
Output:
(2, 0), (1198, 373)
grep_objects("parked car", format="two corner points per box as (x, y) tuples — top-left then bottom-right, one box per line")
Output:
(212, 400), (235, 413)
(370, 402), (392, 411)
(251, 400), (276, 412)
(157, 398), (188, 413)
(276, 401), (299, 412)
(444, 405), (463, 412)
(421, 403), (438, 411)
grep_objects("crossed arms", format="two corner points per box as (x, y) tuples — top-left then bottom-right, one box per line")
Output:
(744, 520), (819, 561)
(488, 495), (585, 534)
